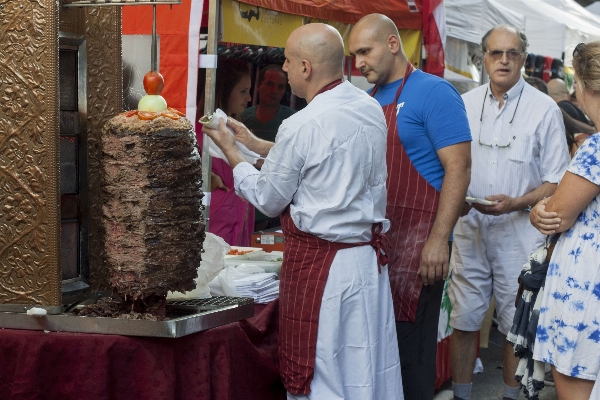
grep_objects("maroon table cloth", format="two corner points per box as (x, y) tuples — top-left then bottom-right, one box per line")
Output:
(0, 301), (285, 400)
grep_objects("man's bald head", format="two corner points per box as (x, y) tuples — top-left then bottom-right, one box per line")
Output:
(287, 23), (344, 75)
(349, 13), (407, 85)
(351, 13), (401, 47)
(547, 78), (570, 102)
(283, 23), (344, 101)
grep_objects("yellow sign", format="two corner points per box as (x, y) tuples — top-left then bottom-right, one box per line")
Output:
(303, 18), (421, 65)
(398, 29), (422, 67)
(221, 0), (303, 47)
(302, 18), (353, 55)
(221, 1), (422, 66)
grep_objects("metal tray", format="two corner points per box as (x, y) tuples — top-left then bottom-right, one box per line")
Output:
(0, 296), (254, 338)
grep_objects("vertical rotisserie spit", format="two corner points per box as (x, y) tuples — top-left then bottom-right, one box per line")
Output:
(92, 110), (204, 319)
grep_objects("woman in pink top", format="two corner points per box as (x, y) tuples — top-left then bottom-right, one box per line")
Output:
(196, 58), (254, 246)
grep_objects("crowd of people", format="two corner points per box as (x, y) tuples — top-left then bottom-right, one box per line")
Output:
(198, 14), (600, 400)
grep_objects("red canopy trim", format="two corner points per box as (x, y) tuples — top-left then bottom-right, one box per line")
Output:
(237, 0), (423, 30)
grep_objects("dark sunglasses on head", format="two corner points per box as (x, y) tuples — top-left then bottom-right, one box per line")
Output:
(573, 42), (585, 58)
(485, 50), (523, 61)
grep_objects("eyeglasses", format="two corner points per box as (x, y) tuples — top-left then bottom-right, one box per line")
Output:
(485, 50), (523, 61)
(573, 42), (585, 58)
(478, 86), (524, 148)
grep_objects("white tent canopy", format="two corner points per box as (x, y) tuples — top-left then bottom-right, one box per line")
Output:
(497, 0), (600, 64)
(543, 0), (600, 30)
(587, 1), (600, 17)
(445, 0), (526, 44)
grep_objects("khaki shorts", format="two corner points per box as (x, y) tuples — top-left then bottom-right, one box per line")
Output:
(448, 210), (545, 336)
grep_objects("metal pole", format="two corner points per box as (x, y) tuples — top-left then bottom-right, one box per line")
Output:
(151, 2), (157, 71)
(201, 0), (219, 229)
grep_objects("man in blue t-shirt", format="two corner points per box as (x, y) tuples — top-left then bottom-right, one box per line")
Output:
(350, 14), (472, 400)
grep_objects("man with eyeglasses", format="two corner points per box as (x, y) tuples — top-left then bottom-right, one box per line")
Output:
(448, 25), (570, 400)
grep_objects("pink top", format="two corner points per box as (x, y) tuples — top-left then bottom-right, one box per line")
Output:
(196, 122), (255, 246)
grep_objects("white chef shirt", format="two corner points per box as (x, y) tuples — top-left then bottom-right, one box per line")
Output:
(233, 81), (390, 243)
(462, 76), (569, 199)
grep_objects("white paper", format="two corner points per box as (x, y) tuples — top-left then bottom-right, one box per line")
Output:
(208, 266), (280, 304)
(167, 233), (230, 300)
(465, 196), (498, 206)
(199, 108), (262, 165)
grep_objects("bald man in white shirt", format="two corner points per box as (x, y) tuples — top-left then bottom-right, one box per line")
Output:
(204, 23), (403, 400)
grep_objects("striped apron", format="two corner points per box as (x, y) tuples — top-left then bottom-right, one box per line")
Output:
(278, 206), (388, 394)
(371, 64), (440, 322)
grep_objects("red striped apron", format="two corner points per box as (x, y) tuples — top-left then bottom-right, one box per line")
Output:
(277, 78), (389, 394)
(278, 207), (388, 394)
(371, 64), (440, 322)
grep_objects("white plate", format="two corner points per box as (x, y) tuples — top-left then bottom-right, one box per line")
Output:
(466, 196), (498, 206)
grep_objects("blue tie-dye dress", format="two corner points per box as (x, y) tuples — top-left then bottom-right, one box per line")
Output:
(533, 133), (600, 380)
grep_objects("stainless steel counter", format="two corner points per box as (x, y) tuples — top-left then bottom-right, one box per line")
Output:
(0, 296), (254, 338)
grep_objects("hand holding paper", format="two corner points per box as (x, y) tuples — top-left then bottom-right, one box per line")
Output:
(199, 109), (262, 165)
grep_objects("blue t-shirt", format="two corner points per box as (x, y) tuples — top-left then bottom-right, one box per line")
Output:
(369, 69), (472, 191)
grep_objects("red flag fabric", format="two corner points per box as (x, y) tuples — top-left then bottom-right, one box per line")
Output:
(422, 0), (445, 77)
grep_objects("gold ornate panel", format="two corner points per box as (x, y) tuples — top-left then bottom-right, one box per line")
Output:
(0, 0), (61, 305)
(84, 6), (122, 291)
(0, 1), (122, 306)
(59, 4), (123, 291)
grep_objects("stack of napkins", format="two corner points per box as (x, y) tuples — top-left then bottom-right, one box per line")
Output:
(208, 265), (280, 304)
(233, 273), (280, 304)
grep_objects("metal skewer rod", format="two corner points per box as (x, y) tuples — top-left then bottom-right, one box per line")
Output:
(151, 2), (158, 71)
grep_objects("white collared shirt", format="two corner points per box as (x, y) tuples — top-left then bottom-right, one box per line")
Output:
(462, 76), (569, 199)
(233, 81), (390, 243)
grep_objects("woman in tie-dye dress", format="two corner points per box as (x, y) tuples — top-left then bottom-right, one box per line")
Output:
(529, 41), (600, 400)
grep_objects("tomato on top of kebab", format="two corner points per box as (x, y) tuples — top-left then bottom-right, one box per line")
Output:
(123, 71), (185, 121)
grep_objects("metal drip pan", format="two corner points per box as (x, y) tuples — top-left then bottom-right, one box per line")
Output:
(0, 296), (254, 338)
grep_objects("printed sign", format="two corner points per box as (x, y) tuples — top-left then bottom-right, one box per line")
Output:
(222, 0), (303, 47)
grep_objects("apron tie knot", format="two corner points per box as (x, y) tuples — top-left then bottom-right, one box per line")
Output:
(370, 222), (390, 274)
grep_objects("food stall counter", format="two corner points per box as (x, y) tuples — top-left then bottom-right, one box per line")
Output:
(0, 302), (285, 400)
